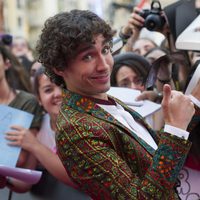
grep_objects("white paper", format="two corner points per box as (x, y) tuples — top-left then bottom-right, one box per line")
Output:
(0, 105), (34, 167)
(107, 87), (161, 117)
(185, 63), (200, 95)
(176, 14), (200, 51)
(107, 87), (144, 106)
(129, 100), (161, 117)
(0, 165), (42, 184)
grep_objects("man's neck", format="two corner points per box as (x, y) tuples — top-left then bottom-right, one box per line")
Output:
(67, 88), (109, 101)
(89, 93), (108, 101)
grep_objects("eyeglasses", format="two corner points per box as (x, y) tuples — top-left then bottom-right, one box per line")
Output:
(145, 51), (188, 89)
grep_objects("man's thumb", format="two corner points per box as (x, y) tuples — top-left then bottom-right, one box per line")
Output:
(162, 84), (171, 105)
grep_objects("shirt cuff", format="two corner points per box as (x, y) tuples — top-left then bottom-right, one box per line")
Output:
(164, 124), (189, 140)
(188, 94), (200, 108)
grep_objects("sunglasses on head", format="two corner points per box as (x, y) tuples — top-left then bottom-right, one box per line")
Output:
(0, 34), (13, 46)
(145, 51), (188, 90)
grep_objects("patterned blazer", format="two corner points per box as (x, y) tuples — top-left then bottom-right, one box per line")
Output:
(56, 89), (198, 200)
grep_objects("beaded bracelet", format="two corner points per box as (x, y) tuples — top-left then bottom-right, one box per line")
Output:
(118, 27), (132, 44)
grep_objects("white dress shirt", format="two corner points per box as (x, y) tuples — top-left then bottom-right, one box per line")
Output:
(99, 93), (200, 150)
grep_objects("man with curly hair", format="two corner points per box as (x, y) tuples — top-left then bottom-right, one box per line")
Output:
(36, 9), (200, 200)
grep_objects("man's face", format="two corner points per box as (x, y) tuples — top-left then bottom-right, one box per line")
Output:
(60, 34), (114, 100)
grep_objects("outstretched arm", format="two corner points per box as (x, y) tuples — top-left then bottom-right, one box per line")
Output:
(119, 7), (144, 52)
(6, 126), (78, 189)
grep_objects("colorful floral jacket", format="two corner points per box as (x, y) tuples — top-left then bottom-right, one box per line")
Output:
(56, 89), (198, 200)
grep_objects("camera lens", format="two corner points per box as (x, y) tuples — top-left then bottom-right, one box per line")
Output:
(145, 15), (164, 31)
(141, 0), (165, 31)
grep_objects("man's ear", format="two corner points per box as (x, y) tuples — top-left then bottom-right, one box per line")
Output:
(53, 68), (65, 77)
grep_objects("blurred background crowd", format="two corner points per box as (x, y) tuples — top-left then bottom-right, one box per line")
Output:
(1, 0), (175, 47)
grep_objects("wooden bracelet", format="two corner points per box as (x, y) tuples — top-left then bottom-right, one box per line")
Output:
(119, 27), (132, 44)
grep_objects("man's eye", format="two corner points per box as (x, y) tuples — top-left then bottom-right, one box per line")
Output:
(83, 54), (93, 61)
(102, 45), (111, 54)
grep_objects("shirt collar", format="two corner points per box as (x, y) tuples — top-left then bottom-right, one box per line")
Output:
(86, 96), (116, 105)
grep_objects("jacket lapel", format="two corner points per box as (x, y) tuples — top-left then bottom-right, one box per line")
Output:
(114, 97), (159, 144)
(63, 89), (157, 155)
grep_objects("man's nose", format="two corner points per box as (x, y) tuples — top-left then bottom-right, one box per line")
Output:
(96, 55), (109, 71)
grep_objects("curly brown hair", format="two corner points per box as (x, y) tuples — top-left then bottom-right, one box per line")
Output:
(36, 9), (115, 87)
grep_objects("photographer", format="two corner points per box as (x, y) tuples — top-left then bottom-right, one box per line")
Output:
(119, 1), (168, 53)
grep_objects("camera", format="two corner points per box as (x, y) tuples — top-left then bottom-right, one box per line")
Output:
(139, 0), (165, 31)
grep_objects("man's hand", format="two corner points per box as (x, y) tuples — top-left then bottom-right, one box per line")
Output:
(162, 84), (195, 130)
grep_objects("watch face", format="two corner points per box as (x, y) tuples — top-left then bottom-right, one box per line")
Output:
(112, 38), (123, 55)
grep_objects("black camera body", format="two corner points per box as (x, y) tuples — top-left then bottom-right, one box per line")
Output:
(139, 1), (165, 31)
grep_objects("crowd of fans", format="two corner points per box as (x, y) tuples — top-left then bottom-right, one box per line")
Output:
(0, 0), (200, 200)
